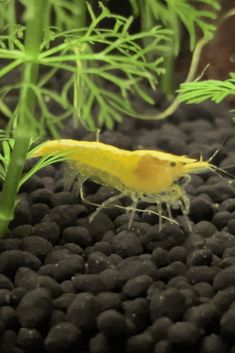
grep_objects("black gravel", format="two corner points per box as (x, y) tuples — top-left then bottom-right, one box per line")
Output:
(1, 101), (235, 352)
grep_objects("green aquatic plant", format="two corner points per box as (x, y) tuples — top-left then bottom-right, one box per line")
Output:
(0, 0), (171, 237)
(129, 0), (220, 97)
(178, 73), (235, 104)
(178, 8), (235, 111)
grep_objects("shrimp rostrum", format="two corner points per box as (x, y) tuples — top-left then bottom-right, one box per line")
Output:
(31, 139), (216, 228)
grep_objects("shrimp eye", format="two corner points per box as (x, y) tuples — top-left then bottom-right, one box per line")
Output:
(170, 161), (176, 167)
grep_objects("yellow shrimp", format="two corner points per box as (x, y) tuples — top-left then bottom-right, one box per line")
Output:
(30, 139), (215, 229)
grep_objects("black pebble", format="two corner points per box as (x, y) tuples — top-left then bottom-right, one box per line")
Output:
(43, 205), (77, 229)
(200, 334), (228, 353)
(53, 293), (76, 311)
(0, 306), (18, 329)
(168, 276), (191, 290)
(219, 199), (235, 212)
(193, 282), (214, 298)
(96, 292), (121, 311)
(89, 333), (112, 353)
(99, 269), (123, 291)
(45, 322), (81, 353)
(92, 241), (112, 256)
(11, 224), (32, 239)
(31, 203), (50, 224)
(193, 221), (217, 238)
(123, 298), (149, 333)
(15, 267), (62, 298)
(187, 266), (218, 284)
(179, 288), (197, 309)
(16, 288), (52, 328)
(184, 232), (205, 251)
(0, 274), (14, 290)
(67, 292), (100, 330)
(73, 274), (105, 294)
(30, 188), (53, 205)
(16, 328), (43, 353)
(19, 236), (53, 260)
(187, 249), (213, 266)
(168, 246), (187, 262)
(213, 211), (231, 230)
(49, 310), (67, 327)
(223, 247), (235, 258)
(126, 331), (154, 353)
(12, 198), (31, 225)
(227, 219), (235, 235)
(158, 261), (186, 281)
(151, 248), (170, 267)
(87, 252), (112, 273)
(212, 287), (235, 314)
(213, 265), (235, 291)
(33, 222), (60, 245)
(50, 191), (74, 206)
(88, 213), (114, 240)
(61, 226), (93, 247)
(0, 238), (21, 253)
(97, 309), (126, 337)
(116, 257), (158, 282)
(122, 275), (153, 298)
(44, 249), (71, 264)
(10, 287), (27, 307)
(21, 174), (44, 192)
(220, 307), (235, 336)
(0, 329), (17, 352)
(111, 231), (143, 257)
(184, 303), (219, 330)
(0, 250), (41, 278)
(63, 242), (83, 255)
(154, 340), (172, 353)
(50, 255), (85, 282)
(206, 232), (235, 257)
(61, 280), (75, 293)
(190, 197), (214, 222)
(149, 317), (173, 341)
(168, 321), (202, 345)
(150, 288), (186, 321)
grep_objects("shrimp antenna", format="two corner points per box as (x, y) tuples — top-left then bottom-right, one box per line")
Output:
(207, 136), (227, 164)
(209, 164), (234, 180)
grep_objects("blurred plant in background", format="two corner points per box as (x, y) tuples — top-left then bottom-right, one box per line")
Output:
(129, 0), (220, 97)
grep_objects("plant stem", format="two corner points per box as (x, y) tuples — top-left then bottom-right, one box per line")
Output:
(76, 0), (87, 27)
(159, 8), (179, 98)
(137, 38), (207, 121)
(0, 0), (46, 237)
(138, 0), (155, 60)
(153, 38), (207, 120)
(138, 0), (175, 97)
(7, 0), (16, 50)
(160, 46), (175, 98)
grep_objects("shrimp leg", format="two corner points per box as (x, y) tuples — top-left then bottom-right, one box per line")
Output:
(87, 192), (124, 223)
(126, 197), (139, 229)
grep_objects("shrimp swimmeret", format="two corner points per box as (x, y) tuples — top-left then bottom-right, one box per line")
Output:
(30, 139), (216, 228)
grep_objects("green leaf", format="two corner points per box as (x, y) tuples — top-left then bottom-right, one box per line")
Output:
(130, 0), (220, 54)
(178, 73), (235, 104)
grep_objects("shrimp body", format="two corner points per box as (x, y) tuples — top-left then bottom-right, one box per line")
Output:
(31, 139), (213, 227)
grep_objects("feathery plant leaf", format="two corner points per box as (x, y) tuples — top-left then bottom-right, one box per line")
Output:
(130, 0), (220, 55)
(0, 136), (68, 188)
(178, 72), (235, 104)
(0, 2), (171, 132)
